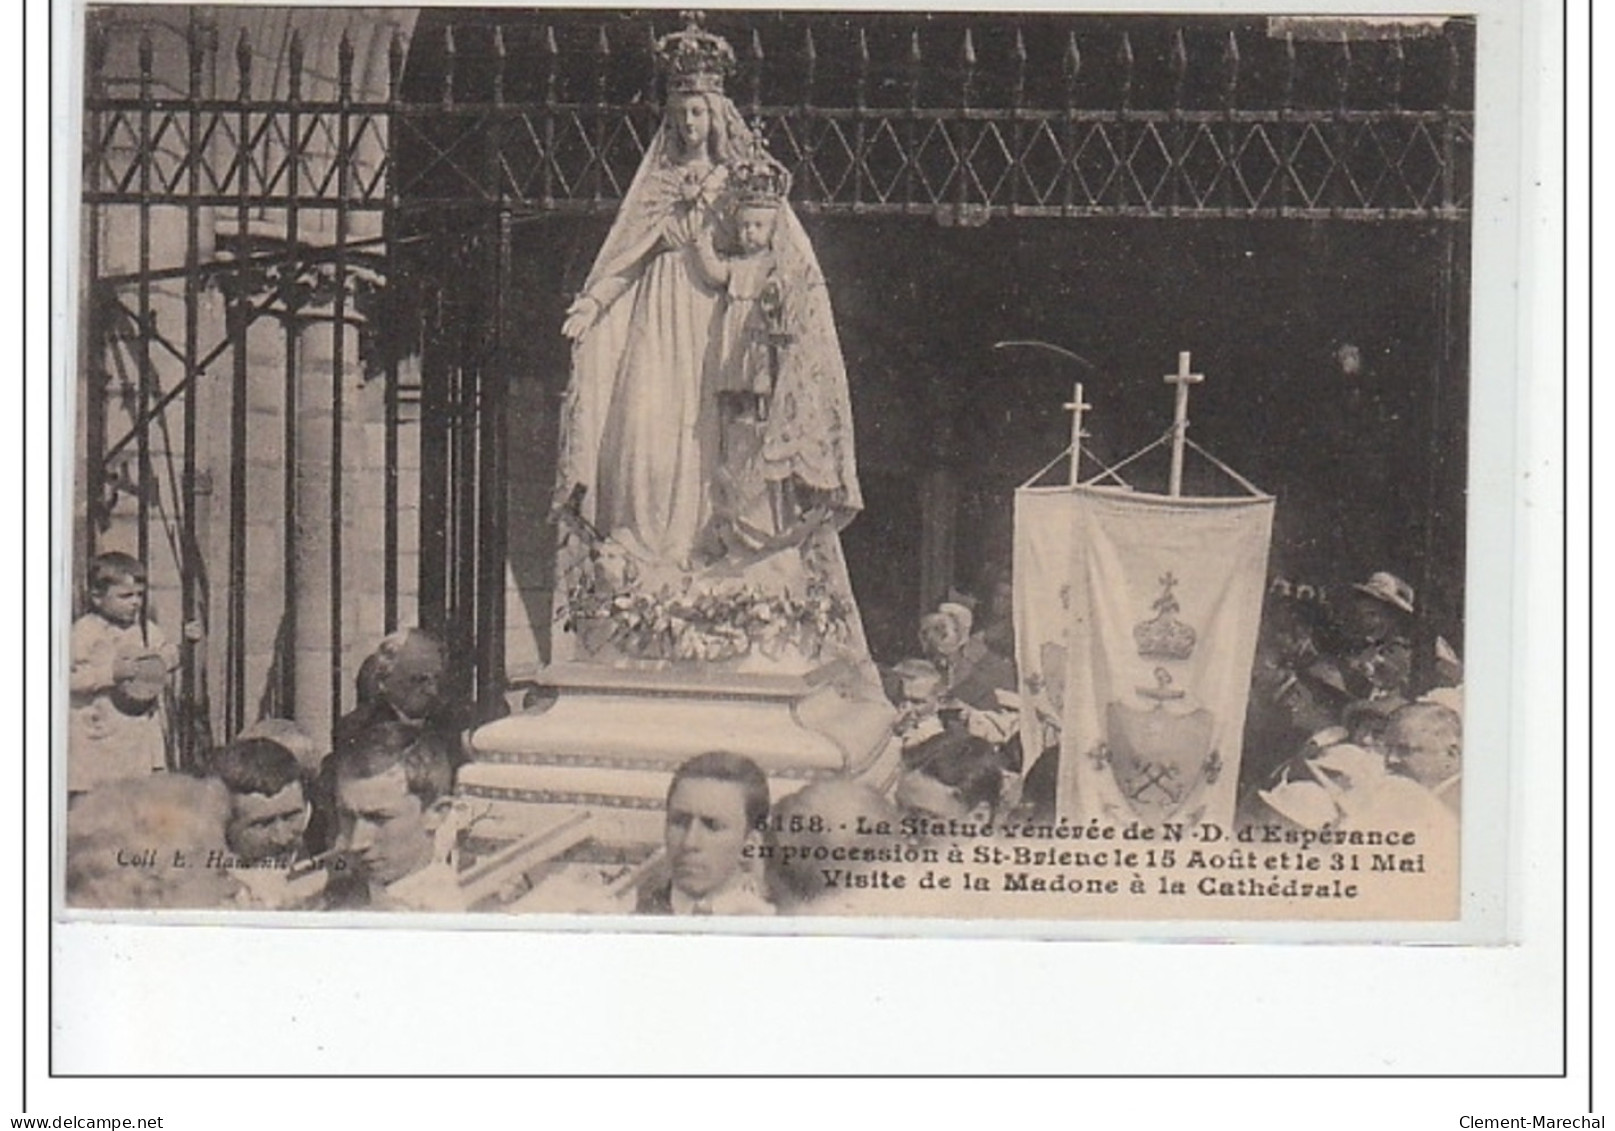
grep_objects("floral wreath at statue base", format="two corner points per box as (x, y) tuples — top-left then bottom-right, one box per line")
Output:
(555, 500), (852, 666)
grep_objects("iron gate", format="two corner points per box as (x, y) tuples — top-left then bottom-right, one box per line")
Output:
(79, 8), (1474, 760)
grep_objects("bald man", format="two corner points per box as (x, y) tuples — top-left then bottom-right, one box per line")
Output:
(1383, 701), (1462, 817)
(765, 779), (915, 915)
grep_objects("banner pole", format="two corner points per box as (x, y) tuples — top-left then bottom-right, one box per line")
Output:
(1063, 381), (1092, 487)
(1165, 350), (1204, 497)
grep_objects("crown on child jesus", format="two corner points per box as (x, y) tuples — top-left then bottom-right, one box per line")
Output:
(655, 17), (736, 94)
(730, 137), (792, 208)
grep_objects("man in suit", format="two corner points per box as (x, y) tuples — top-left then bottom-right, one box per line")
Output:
(327, 722), (463, 911)
(212, 738), (311, 865)
(309, 629), (474, 857)
(638, 751), (774, 916)
(209, 737), (327, 909)
(333, 629), (472, 761)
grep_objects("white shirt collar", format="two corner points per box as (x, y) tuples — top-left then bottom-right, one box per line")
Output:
(670, 872), (773, 916)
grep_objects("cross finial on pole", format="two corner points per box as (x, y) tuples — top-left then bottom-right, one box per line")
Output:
(1164, 350), (1204, 497)
(1063, 382), (1093, 486)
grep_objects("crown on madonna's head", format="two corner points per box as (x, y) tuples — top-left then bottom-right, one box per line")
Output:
(730, 137), (792, 207)
(655, 17), (736, 94)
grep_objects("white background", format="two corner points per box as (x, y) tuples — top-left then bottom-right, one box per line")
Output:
(13, 0), (1592, 1124)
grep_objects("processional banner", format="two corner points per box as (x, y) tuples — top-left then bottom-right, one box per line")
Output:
(1017, 486), (1274, 831)
(1013, 488), (1078, 761)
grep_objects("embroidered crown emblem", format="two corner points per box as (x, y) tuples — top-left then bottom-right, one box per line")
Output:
(655, 17), (736, 94)
(1134, 572), (1197, 662)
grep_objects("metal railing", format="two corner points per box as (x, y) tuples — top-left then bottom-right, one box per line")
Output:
(86, 13), (1474, 220)
(78, 9), (1474, 757)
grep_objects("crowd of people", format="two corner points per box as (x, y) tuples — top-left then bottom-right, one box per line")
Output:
(1237, 570), (1464, 837)
(66, 551), (479, 911)
(63, 23), (1467, 920)
(63, 547), (1465, 916)
(873, 563), (1465, 850)
(632, 726), (1014, 918)
(628, 565), (1467, 919)
(62, 550), (1022, 915)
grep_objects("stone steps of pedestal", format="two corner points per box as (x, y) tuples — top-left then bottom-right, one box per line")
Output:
(456, 663), (902, 841)
(457, 749), (905, 846)
(469, 676), (896, 773)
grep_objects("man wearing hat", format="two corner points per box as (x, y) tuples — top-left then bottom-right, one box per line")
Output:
(1343, 570), (1462, 700)
(919, 601), (1017, 712)
(1347, 570), (1416, 644)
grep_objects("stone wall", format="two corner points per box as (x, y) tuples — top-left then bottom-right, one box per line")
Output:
(79, 6), (421, 748)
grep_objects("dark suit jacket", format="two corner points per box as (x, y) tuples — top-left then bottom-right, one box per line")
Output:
(332, 698), (475, 764)
(636, 880), (674, 916)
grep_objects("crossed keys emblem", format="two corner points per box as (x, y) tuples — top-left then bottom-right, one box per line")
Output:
(1104, 697), (1217, 821)
(1125, 759), (1185, 806)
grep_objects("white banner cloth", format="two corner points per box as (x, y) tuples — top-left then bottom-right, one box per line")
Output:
(1013, 488), (1078, 762)
(1016, 485), (1273, 829)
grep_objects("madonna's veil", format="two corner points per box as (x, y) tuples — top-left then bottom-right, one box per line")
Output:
(760, 204), (864, 517)
(552, 90), (873, 679)
(557, 93), (862, 527)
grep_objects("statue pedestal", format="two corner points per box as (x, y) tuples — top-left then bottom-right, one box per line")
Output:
(458, 662), (901, 846)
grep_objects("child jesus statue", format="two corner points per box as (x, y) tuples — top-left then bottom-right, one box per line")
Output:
(692, 149), (796, 556)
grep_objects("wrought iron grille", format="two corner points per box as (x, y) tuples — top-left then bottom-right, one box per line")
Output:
(77, 9), (1474, 756)
(85, 13), (1475, 221)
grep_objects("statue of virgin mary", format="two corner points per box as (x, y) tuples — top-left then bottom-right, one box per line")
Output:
(554, 20), (870, 677)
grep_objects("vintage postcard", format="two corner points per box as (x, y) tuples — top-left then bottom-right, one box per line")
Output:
(58, 4), (1506, 934)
